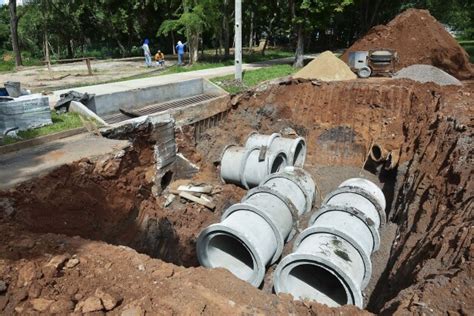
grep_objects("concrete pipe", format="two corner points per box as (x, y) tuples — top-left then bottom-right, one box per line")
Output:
(323, 178), (386, 228)
(369, 144), (388, 163)
(261, 166), (315, 215)
(197, 168), (316, 287)
(245, 133), (307, 167)
(220, 145), (288, 189)
(241, 146), (288, 189)
(273, 230), (365, 308)
(220, 145), (246, 185)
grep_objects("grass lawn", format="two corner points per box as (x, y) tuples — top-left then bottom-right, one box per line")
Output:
(2, 111), (84, 145)
(211, 64), (297, 94)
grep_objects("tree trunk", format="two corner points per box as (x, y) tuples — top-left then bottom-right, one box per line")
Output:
(249, 11), (254, 51)
(44, 33), (51, 71)
(116, 39), (127, 58)
(171, 31), (176, 55)
(189, 33), (199, 64)
(8, 0), (22, 67)
(293, 24), (304, 68)
(223, 0), (230, 58)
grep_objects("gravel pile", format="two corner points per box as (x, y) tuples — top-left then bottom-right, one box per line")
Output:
(394, 64), (462, 86)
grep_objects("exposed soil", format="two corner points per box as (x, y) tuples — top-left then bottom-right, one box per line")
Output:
(0, 77), (472, 314)
(342, 9), (474, 80)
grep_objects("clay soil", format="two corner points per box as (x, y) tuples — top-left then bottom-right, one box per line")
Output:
(0, 77), (473, 315)
(342, 9), (474, 80)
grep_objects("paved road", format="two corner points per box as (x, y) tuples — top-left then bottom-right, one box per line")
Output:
(0, 134), (130, 190)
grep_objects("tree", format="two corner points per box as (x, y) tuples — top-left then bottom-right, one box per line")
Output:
(291, 0), (353, 67)
(8, 0), (22, 66)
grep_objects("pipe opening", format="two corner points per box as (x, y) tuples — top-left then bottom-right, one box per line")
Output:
(286, 264), (348, 307)
(293, 141), (305, 166)
(206, 233), (255, 282)
(271, 154), (287, 173)
(370, 145), (383, 162)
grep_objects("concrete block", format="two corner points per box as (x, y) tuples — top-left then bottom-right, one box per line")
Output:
(0, 94), (52, 133)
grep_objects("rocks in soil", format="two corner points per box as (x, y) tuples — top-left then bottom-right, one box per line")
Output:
(30, 298), (54, 312)
(95, 287), (123, 311)
(77, 296), (104, 313)
(49, 299), (75, 313)
(17, 262), (41, 287)
(294, 51), (357, 81)
(394, 65), (462, 86)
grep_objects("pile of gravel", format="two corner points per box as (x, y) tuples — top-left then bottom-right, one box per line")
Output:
(394, 64), (462, 86)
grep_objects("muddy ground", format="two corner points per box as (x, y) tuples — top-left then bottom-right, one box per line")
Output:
(0, 78), (472, 315)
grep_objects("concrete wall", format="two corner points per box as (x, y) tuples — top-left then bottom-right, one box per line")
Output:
(87, 78), (218, 116)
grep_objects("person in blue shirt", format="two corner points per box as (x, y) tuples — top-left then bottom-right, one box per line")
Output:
(176, 41), (186, 66)
(142, 39), (152, 67)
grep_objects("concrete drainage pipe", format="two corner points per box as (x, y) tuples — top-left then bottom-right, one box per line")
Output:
(197, 167), (316, 287)
(245, 133), (307, 167)
(273, 178), (386, 308)
(220, 145), (289, 189)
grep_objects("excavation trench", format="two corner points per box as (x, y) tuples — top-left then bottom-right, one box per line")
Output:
(0, 79), (471, 314)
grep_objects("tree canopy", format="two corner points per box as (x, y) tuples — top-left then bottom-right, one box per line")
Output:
(1, 0), (472, 66)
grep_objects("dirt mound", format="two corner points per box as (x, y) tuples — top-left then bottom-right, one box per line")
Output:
(294, 51), (357, 81)
(394, 64), (462, 86)
(342, 9), (474, 80)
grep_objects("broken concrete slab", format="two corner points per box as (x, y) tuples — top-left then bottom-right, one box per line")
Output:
(0, 94), (52, 134)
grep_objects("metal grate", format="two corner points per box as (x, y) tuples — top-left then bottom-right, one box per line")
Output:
(103, 93), (220, 124)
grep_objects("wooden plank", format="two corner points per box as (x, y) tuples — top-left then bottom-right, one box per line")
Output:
(177, 185), (213, 194)
(179, 192), (216, 210)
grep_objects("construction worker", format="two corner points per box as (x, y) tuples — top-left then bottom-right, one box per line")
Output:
(142, 39), (152, 67)
(155, 50), (165, 67)
(176, 41), (186, 66)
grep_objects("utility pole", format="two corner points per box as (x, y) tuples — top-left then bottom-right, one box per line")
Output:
(234, 0), (242, 81)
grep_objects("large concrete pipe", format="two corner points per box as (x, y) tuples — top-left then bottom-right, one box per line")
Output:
(197, 167), (315, 287)
(324, 178), (386, 228)
(245, 133), (307, 167)
(273, 178), (386, 308)
(220, 145), (288, 189)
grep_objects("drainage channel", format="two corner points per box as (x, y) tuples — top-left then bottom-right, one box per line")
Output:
(103, 93), (221, 124)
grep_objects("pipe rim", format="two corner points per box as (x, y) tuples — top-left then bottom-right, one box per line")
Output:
(262, 168), (315, 214)
(289, 137), (307, 167)
(245, 132), (281, 149)
(273, 253), (363, 308)
(323, 186), (386, 226)
(197, 224), (265, 287)
(369, 143), (387, 162)
(219, 144), (239, 184)
(310, 205), (381, 251)
(243, 186), (300, 242)
(222, 202), (284, 264)
(295, 226), (373, 289)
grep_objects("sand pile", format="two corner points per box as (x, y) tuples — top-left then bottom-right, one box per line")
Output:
(394, 64), (462, 86)
(342, 9), (473, 80)
(293, 51), (357, 81)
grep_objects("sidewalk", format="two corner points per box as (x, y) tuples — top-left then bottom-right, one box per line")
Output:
(0, 133), (129, 190)
(51, 54), (318, 104)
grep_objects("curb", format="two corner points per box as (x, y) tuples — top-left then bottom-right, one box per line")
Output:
(0, 127), (87, 155)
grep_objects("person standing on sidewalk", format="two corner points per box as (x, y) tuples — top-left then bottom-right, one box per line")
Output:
(176, 41), (186, 66)
(142, 39), (152, 67)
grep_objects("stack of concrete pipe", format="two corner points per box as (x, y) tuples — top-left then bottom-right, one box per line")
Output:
(220, 133), (307, 189)
(273, 178), (386, 308)
(197, 166), (315, 287)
